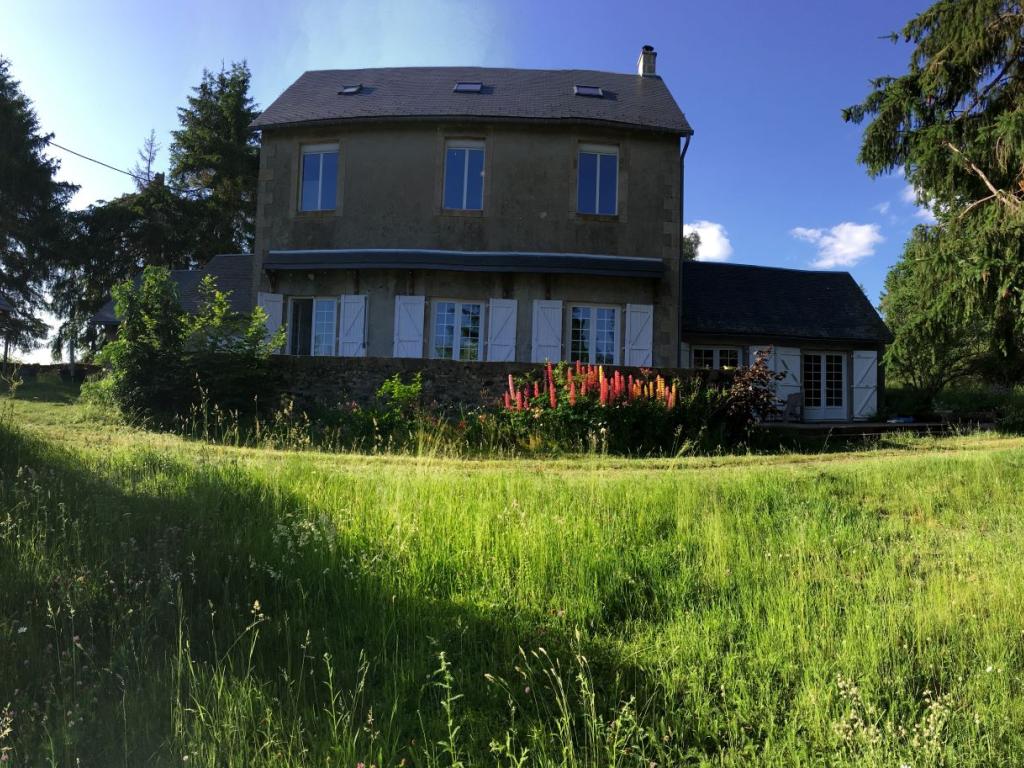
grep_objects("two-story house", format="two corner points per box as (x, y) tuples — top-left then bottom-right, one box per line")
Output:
(250, 47), (688, 369)
(104, 46), (886, 421)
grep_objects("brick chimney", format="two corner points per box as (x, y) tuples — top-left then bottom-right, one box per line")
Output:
(637, 45), (656, 76)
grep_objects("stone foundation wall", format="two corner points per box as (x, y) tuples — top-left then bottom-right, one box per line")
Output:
(269, 356), (728, 411)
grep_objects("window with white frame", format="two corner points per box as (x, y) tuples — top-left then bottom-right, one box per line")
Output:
(577, 144), (618, 215)
(692, 347), (740, 370)
(288, 297), (337, 356)
(569, 305), (618, 364)
(443, 140), (485, 211)
(300, 144), (339, 212)
(431, 300), (484, 361)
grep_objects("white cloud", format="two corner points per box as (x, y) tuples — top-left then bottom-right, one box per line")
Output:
(789, 222), (884, 269)
(683, 220), (733, 262)
(914, 206), (938, 224)
(902, 182), (939, 223)
(875, 201), (891, 215)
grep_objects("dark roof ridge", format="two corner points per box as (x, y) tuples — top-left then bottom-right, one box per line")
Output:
(253, 66), (690, 135)
(684, 260), (859, 278)
(301, 64), (656, 76)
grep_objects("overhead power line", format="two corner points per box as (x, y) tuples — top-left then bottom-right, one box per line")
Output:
(47, 140), (205, 197)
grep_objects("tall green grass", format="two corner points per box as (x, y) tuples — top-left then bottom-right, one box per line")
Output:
(1, 387), (1023, 765)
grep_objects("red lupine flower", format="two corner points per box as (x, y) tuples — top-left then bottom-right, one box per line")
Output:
(533, 381), (540, 399)
(569, 379), (577, 405)
(508, 373), (516, 397)
(504, 392), (512, 410)
(516, 389), (524, 410)
(599, 376), (609, 405)
(549, 381), (557, 409)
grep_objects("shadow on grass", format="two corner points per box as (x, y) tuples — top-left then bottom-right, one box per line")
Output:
(4, 373), (81, 404)
(0, 420), (675, 765)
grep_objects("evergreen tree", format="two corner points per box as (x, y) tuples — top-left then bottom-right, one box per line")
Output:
(130, 129), (161, 191)
(844, 0), (1024, 383)
(170, 62), (260, 260)
(681, 231), (700, 261)
(0, 56), (75, 357)
(880, 226), (988, 397)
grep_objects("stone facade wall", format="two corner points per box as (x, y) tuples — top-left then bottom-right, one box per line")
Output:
(253, 120), (682, 365)
(270, 356), (726, 411)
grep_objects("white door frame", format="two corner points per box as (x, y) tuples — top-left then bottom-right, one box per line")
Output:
(802, 351), (848, 421)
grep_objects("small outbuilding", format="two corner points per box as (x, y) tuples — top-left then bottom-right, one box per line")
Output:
(679, 261), (893, 422)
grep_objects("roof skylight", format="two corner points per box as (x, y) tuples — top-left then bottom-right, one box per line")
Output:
(574, 84), (604, 98)
(453, 81), (483, 93)
(338, 84), (362, 95)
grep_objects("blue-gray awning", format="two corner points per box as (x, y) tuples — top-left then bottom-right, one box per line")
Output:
(264, 249), (665, 279)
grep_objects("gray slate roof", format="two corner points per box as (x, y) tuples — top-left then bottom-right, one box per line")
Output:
(680, 261), (893, 344)
(91, 254), (253, 325)
(264, 248), (665, 279)
(252, 67), (692, 135)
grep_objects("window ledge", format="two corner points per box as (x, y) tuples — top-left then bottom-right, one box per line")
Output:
(573, 212), (620, 222)
(295, 209), (339, 218)
(438, 208), (486, 218)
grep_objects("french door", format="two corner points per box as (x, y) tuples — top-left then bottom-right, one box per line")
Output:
(802, 352), (847, 420)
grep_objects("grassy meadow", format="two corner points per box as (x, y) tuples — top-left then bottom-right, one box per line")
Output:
(1, 376), (1023, 766)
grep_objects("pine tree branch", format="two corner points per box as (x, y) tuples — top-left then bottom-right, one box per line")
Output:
(944, 140), (1023, 211)
(959, 192), (998, 219)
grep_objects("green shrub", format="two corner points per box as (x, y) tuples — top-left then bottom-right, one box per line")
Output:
(98, 267), (284, 426)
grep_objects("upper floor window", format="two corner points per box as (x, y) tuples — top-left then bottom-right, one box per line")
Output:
(569, 305), (618, 365)
(443, 140), (485, 211)
(432, 300), (484, 361)
(300, 144), (338, 212)
(577, 144), (618, 216)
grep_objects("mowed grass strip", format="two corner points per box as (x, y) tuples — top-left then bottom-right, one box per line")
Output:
(1, 386), (1022, 765)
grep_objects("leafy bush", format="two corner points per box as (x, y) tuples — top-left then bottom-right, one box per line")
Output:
(98, 267), (283, 426)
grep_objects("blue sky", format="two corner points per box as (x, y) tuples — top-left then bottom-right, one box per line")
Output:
(3, 0), (932, 360)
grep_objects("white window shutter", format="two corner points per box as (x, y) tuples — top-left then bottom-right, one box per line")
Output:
(257, 292), (284, 351)
(486, 298), (517, 362)
(852, 350), (878, 420)
(531, 300), (563, 362)
(624, 303), (653, 366)
(393, 295), (425, 358)
(748, 345), (798, 415)
(774, 346), (802, 405)
(338, 294), (367, 357)
(749, 345), (774, 371)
